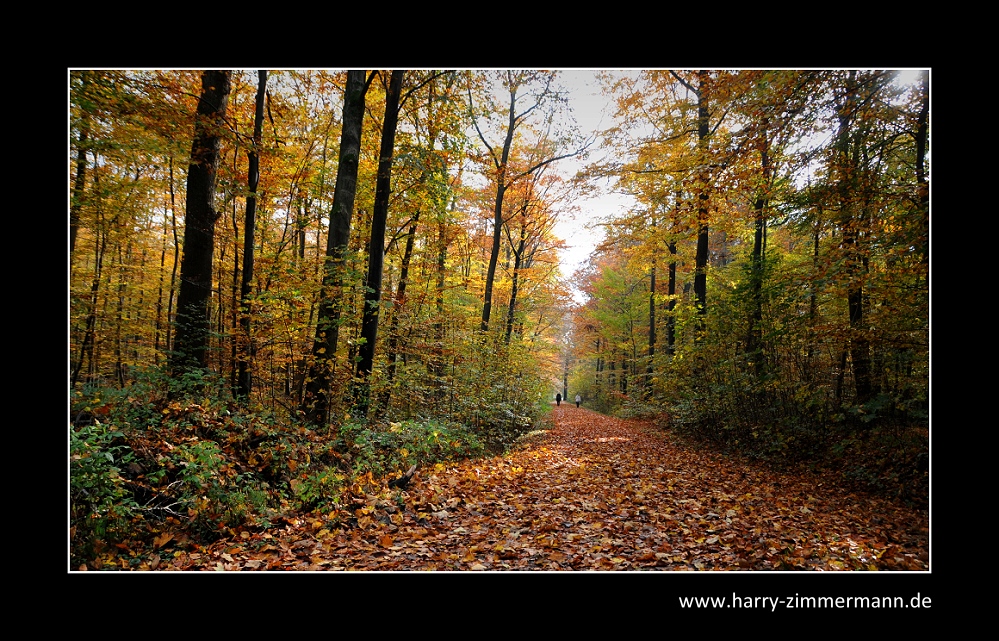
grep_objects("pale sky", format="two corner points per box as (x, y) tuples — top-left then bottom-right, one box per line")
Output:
(555, 70), (637, 296)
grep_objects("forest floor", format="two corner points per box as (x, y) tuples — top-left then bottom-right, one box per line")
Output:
(142, 406), (929, 571)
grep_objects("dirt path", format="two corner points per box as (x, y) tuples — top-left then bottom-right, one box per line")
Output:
(183, 406), (928, 571)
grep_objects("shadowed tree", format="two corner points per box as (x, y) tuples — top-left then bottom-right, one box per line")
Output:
(235, 70), (267, 399)
(171, 70), (231, 374)
(300, 70), (372, 425)
(354, 70), (405, 418)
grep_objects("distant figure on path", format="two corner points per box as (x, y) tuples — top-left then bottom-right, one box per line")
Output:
(555, 393), (562, 406)
(575, 394), (581, 408)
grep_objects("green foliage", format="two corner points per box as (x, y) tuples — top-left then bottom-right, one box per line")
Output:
(615, 397), (664, 420)
(290, 467), (346, 511)
(70, 422), (139, 564)
(377, 336), (548, 451)
(338, 418), (486, 478)
(170, 439), (268, 536)
(70, 356), (514, 567)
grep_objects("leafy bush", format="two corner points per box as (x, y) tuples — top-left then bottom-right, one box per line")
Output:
(70, 422), (139, 563)
(170, 439), (269, 536)
(290, 467), (346, 511)
(68, 366), (510, 568)
(339, 418), (485, 478)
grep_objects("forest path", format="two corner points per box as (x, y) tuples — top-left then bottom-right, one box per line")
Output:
(188, 406), (929, 571)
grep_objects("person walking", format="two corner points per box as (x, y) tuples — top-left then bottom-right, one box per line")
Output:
(575, 394), (581, 408)
(555, 393), (562, 407)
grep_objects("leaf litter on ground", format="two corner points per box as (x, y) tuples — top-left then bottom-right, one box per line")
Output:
(149, 407), (929, 571)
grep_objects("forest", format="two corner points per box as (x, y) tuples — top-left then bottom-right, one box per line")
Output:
(68, 69), (929, 571)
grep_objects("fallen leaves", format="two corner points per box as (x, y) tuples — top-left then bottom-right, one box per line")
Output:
(138, 407), (928, 571)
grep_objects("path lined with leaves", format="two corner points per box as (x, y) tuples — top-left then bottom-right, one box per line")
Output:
(172, 407), (928, 571)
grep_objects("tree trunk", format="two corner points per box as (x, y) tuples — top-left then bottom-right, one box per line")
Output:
(166, 157), (180, 359)
(301, 70), (370, 425)
(70, 71), (91, 256)
(236, 70), (267, 400)
(806, 212), (821, 374)
(504, 220), (527, 344)
(171, 70), (231, 374)
(381, 210), (420, 411)
(914, 70), (929, 265)
(72, 212), (105, 386)
(430, 213), (450, 388)
(693, 71), (710, 338)
(646, 260), (655, 399)
(746, 124), (769, 377)
(479, 83), (517, 334)
(666, 190), (679, 355)
(835, 71), (873, 406)
(354, 70), (405, 418)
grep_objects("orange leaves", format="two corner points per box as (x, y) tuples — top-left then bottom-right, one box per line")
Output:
(135, 407), (926, 572)
(152, 532), (174, 549)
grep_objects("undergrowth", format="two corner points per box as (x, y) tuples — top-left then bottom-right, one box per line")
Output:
(69, 367), (508, 570)
(658, 379), (929, 509)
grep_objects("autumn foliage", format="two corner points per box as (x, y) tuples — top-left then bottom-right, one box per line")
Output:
(76, 405), (927, 571)
(568, 70), (928, 504)
(69, 69), (929, 572)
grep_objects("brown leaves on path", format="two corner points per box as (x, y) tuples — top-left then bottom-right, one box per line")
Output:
(176, 407), (929, 571)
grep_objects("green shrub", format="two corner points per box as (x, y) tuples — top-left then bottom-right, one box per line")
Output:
(290, 467), (346, 511)
(170, 439), (267, 535)
(339, 418), (486, 478)
(70, 422), (139, 563)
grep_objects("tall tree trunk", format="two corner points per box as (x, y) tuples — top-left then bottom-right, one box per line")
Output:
(646, 260), (656, 399)
(70, 70), (91, 256)
(914, 70), (929, 266)
(430, 216), (449, 386)
(595, 337), (603, 388)
(72, 202), (105, 386)
(113, 241), (128, 387)
(693, 71), (710, 338)
(166, 157), (180, 359)
(835, 71), (873, 406)
(746, 124), (769, 377)
(236, 70), (267, 400)
(666, 190), (679, 355)
(381, 210), (419, 411)
(504, 219), (527, 344)
(171, 70), (232, 374)
(479, 86), (517, 334)
(301, 70), (370, 426)
(155, 190), (168, 363)
(355, 70), (404, 418)
(806, 211), (821, 375)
